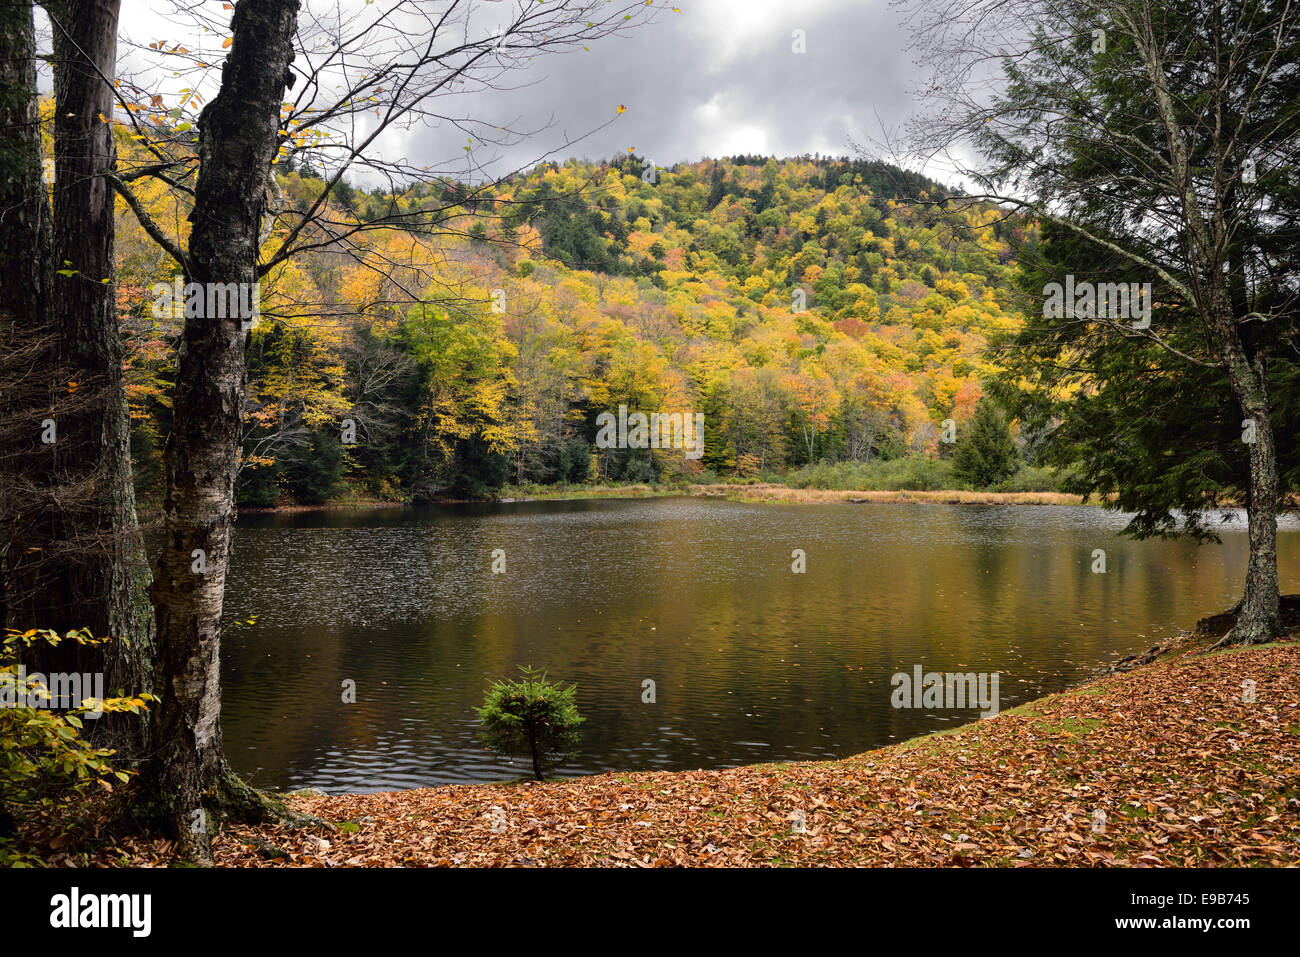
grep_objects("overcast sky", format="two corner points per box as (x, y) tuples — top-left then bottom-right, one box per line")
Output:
(108, 0), (928, 184)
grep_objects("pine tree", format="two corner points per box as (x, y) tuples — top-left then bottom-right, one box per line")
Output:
(952, 399), (1018, 489)
(476, 666), (584, 781)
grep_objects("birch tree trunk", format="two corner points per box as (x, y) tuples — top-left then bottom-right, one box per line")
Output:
(144, 0), (301, 861)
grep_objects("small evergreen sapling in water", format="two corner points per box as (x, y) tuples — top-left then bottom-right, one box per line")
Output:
(475, 665), (584, 781)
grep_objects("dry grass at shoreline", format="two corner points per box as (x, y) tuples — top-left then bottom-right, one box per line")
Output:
(218, 483), (1090, 510)
(500, 482), (1086, 506)
(692, 484), (1085, 505)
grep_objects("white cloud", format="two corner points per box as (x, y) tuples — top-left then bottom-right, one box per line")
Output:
(689, 0), (843, 72)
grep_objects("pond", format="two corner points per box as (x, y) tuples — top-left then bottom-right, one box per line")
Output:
(219, 498), (1300, 792)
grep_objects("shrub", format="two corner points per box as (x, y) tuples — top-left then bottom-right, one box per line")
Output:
(475, 665), (584, 781)
(0, 628), (155, 865)
(994, 464), (1063, 493)
(784, 455), (955, 491)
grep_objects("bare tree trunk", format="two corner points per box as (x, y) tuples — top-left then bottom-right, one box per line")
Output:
(0, 1), (53, 612)
(0, 1), (47, 324)
(144, 0), (301, 862)
(0, 5), (48, 642)
(1, 0), (152, 751)
(49, 0), (152, 743)
(1219, 194), (1281, 646)
(1222, 344), (1282, 645)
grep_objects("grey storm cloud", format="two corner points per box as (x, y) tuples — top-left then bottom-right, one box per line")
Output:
(110, 1), (925, 182)
(400, 0), (922, 177)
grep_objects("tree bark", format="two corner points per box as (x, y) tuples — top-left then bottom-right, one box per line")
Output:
(530, 731), (544, 781)
(1222, 342), (1282, 645)
(50, 0), (153, 744)
(2, 1), (152, 752)
(0, 1), (47, 327)
(143, 0), (300, 862)
(0, 1), (53, 623)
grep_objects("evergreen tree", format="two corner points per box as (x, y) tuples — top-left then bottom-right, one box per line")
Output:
(908, 0), (1300, 643)
(282, 429), (344, 505)
(952, 399), (1018, 489)
(476, 666), (584, 781)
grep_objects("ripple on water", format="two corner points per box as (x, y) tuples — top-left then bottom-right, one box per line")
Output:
(219, 499), (1300, 791)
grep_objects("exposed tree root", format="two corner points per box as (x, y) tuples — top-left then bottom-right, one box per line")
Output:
(213, 770), (331, 832)
(1203, 595), (1299, 650)
(1211, 625), (1284, 650)
(126, 767), (331, 865)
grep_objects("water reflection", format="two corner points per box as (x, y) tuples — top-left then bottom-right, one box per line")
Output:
(219, 499), (1300, 792)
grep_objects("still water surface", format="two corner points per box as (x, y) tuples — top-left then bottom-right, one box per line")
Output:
(220, 499), (1300, 792)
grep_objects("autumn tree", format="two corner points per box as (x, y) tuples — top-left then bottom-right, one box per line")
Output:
(903, 0), (1300, 643)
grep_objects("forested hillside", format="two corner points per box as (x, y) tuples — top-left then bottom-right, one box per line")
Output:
(110, 130), (1032, 503)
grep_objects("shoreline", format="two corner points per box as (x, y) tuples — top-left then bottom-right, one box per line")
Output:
(235, 499), (406, 514)
(79, 603), (1300, 867)
(230, 483), (1088, 513)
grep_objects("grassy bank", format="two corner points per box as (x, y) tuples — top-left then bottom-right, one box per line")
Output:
(690, 484), (1086, 506)
(497, 481), (1086, 506)
(222, 454), (1079, 511)
(236, 499), (406, 514)
(224, 483), (1088, 511)
(85, 630), (1299, 867)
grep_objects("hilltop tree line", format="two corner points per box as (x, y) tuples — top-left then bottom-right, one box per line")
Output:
(114, 150), (1033, 502)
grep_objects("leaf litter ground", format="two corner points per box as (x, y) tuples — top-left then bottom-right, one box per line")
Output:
(90, 639), (1300, 867)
